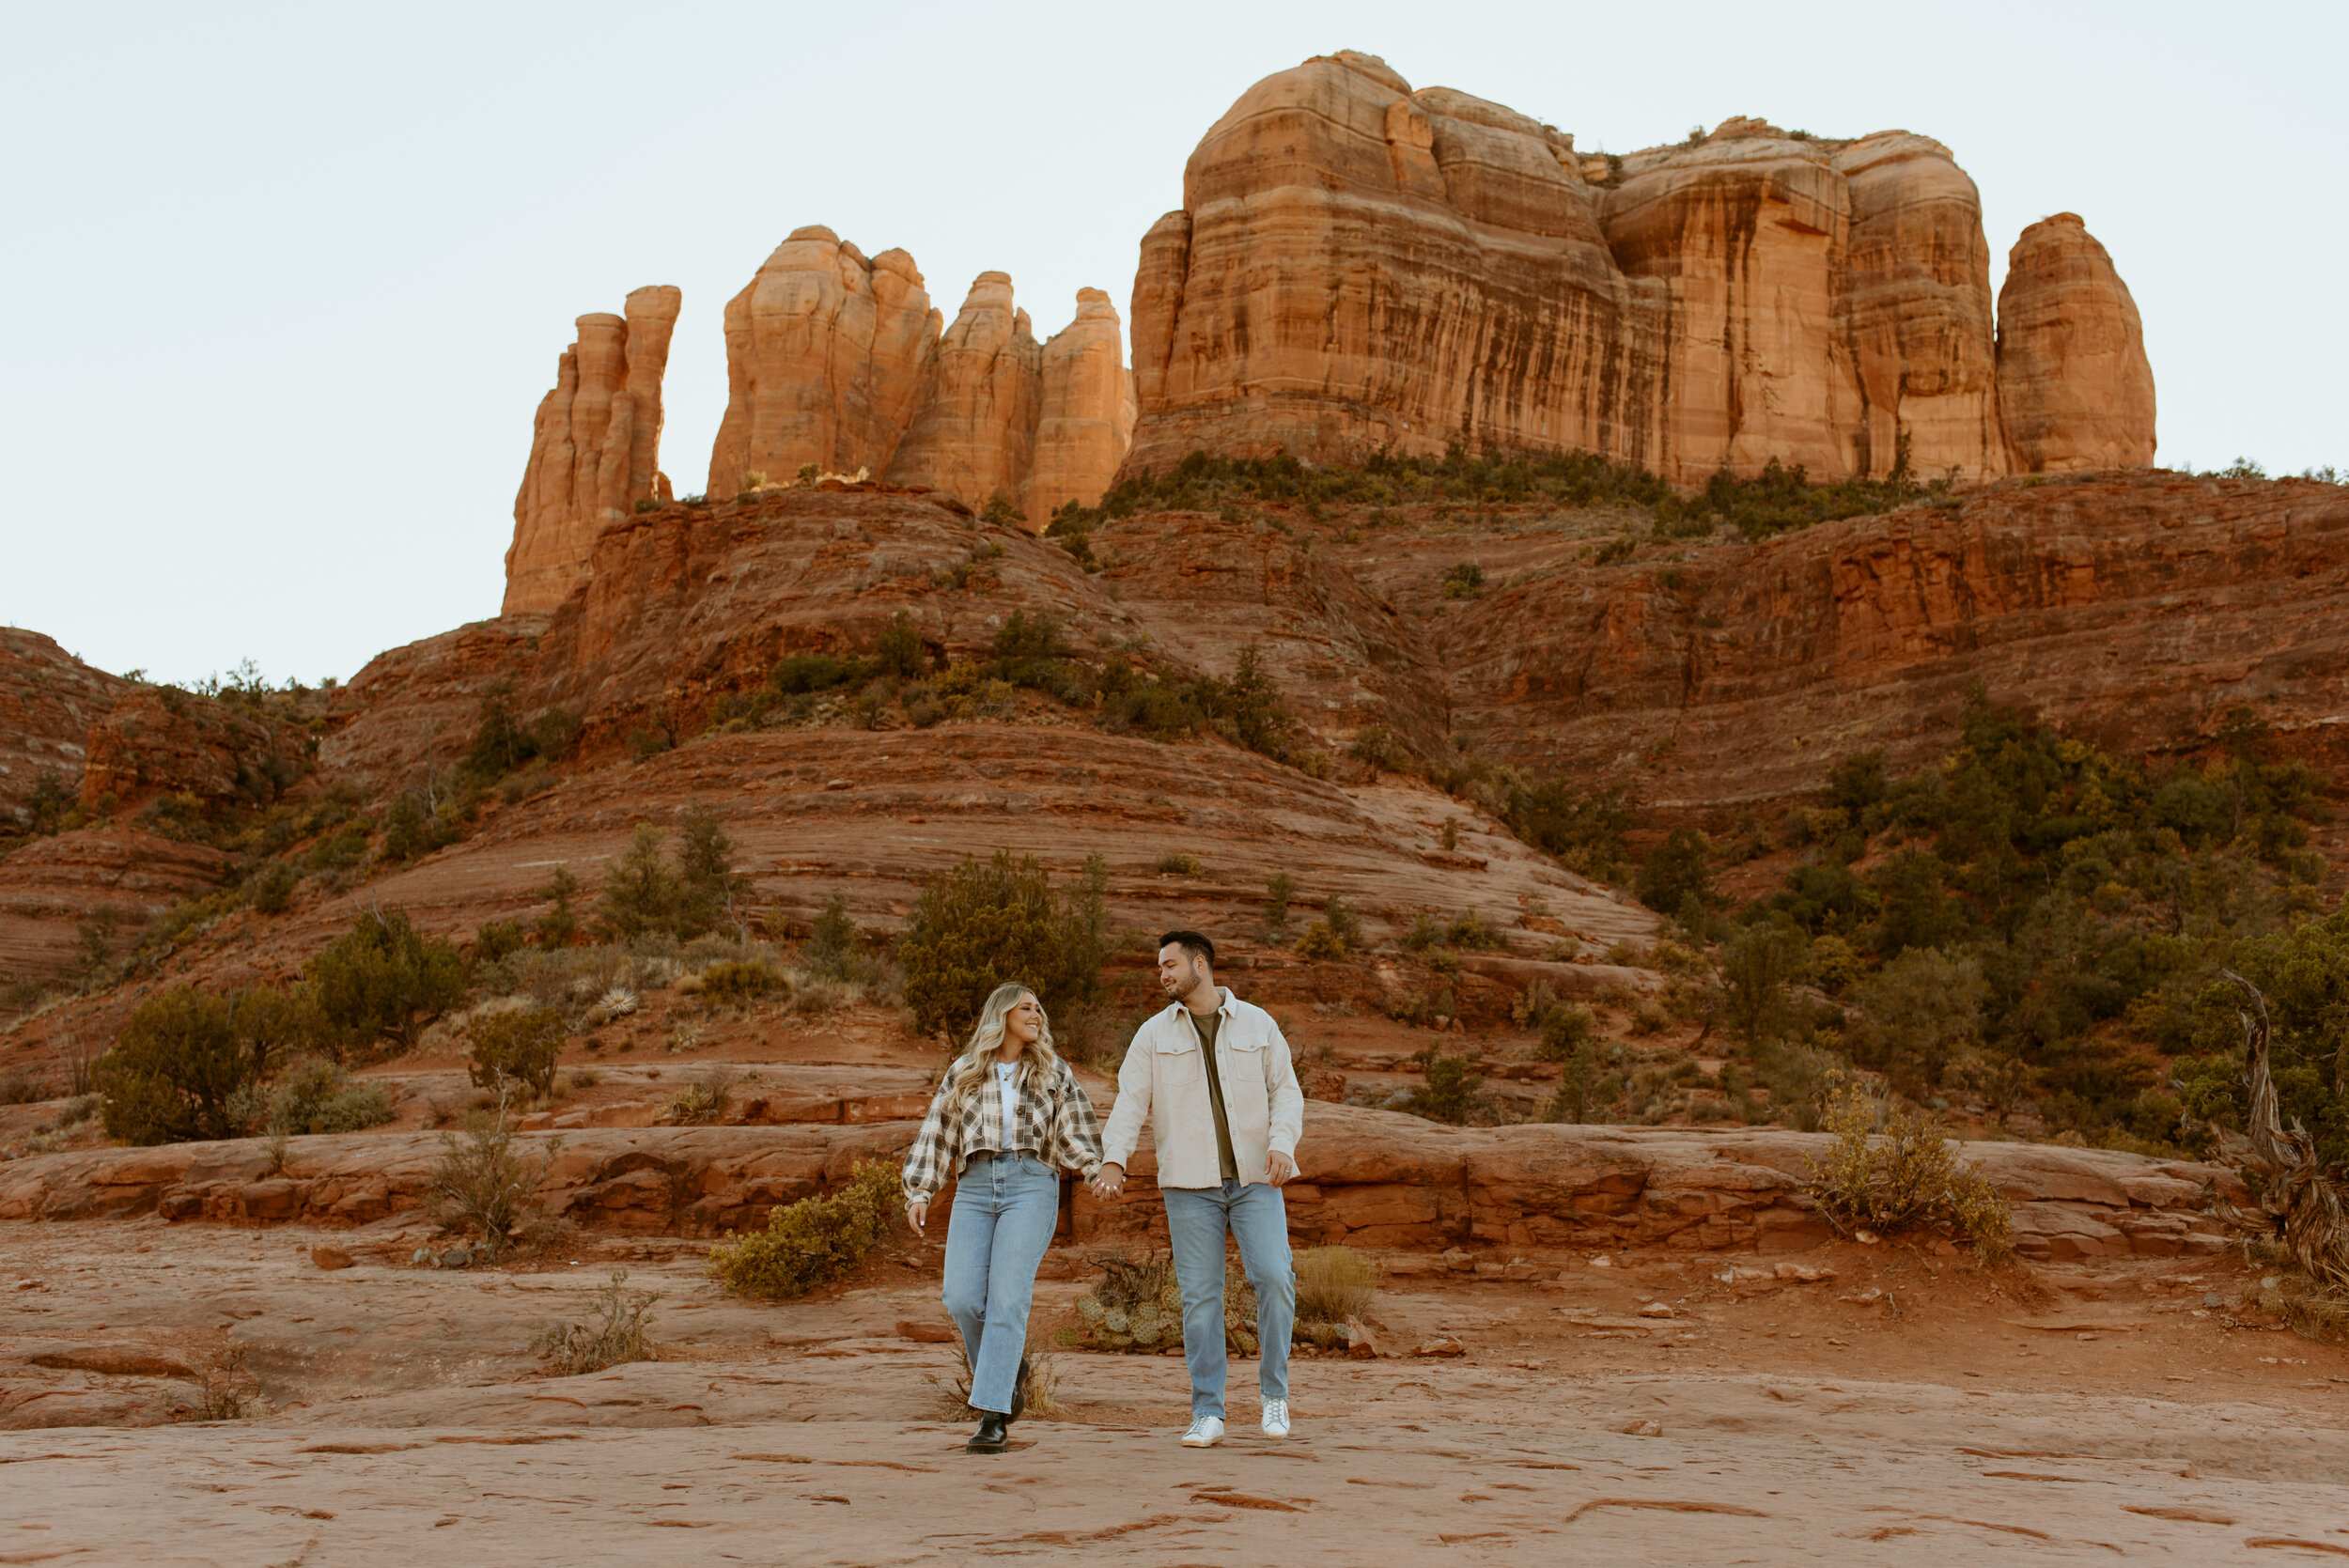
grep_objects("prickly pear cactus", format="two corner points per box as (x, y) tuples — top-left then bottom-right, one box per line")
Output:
(1068, 1254), (1257, 1354)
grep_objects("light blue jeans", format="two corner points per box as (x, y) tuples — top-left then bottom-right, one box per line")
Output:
(941, 1152), (1060, 1416)
(1164, 1179), (1295, 1421)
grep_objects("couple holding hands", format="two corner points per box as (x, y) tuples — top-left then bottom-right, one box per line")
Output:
(900, 930), (1304, 1453)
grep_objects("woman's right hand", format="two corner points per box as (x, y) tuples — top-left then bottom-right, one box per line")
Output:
(907, 1198), (928, 1236)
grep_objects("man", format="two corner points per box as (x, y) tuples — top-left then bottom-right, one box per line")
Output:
(1093, 930), (1304, 1447)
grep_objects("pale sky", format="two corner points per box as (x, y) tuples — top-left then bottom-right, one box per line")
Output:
(6, 0), (2341, 687)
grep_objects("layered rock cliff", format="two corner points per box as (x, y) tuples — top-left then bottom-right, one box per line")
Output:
(1124, 51), (2149, 488)
(0, 631), (129, 821)
(1997, 213), (2157, 474)
(504, 286), (682, 615)
(703, 230), (1133, 523)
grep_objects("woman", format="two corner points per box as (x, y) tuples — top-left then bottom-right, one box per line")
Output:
(902, 983), (1103, 1452)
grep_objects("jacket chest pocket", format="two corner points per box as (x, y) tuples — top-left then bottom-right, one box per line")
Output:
(1156, 1042), (1205, 1087)
(1220, 1039), (1268, 1085)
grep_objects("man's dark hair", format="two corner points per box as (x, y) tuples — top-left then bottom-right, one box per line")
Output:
(1159, 929), (1215, 968)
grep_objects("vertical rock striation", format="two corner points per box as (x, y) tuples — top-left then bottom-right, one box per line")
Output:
(888, 272), (1041, 510)
(1122, 52), (2151, 488)
(1997, 213), (2156, 474)
(505, 286), (681, 616)
(1026, 289), (1138, 523)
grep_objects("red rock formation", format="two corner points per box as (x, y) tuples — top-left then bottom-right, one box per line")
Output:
(1124, 54), (2137, 487)
(0, 630), (129, 822)
(1026, 288), (1137, 523)
(886, 272), (1040, 510)
(505, 286), (682, 615)
(1998, 213), (2156, 474)
(699, 238), (1135, 532)
(75, 688), (301, 816)
(0, 827), (233, 984)
(1125, 52), (1673, 477)
(1416, 472), (2349, 807)
(705, 228), (939, 498)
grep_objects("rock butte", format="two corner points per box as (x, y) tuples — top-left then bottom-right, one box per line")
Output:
(1123, 50), (2154, 487)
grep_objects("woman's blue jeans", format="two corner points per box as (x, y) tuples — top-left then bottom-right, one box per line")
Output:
(941, 1152), (1060, 1416)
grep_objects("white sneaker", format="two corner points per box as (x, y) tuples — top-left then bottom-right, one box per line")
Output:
(1181, 1416), (1225, 1448)
(1261, 1398), (1290, 1438)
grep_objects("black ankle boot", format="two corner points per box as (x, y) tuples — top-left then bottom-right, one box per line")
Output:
(1007, 1357), (1032, 1424)
(968, 1412), (1010, 1452)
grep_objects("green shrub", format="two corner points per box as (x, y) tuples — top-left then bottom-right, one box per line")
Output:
(876, 612), (926, 678)
(1847, 947), (1987, 1097)
(1439, 561), (1486, 599)
(770, 652), (871, 695)
(247, 860), (298, 915)
(468, 1007), (567, 1099)
(1155, 850), (1203, 877)
(1263, 873), (1298, 928)
(1349, 723), (1412, 773)
(803, 891), (881, 985)
(1637, 829), (1715, 913)
(264, 1054), (394, 1135)
(1536, 1002), (1596, 1062)
(699, 959), (786, 1005)
(471, 919), (526, 968)
(1404, 1047), (1485, 1124)
(1547, 1036), (1603, 1123)
(97, 986), (288, 1144)
(1721, 923), (1807, 1045)
(304, 909), (466, 1060)
(596, 825), (677, 939)
(1323, 894), (1362, 952)
(534, 867), (583, 946)
(1804, 1082), (2011, 1254)
(898, 850), (1107, 1040)
(1295, 921), (1344, 959)
(707, 1159), (901, 1297)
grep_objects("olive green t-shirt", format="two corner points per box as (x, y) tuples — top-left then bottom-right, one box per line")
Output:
(1190, 1007), (1240, 1182)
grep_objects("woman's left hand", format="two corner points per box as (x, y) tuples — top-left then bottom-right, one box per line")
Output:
(907, 1199), (928, 1236)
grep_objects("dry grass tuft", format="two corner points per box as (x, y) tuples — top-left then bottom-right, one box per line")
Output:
(1294, 1245), (1377, 1327)
(1804, 1080), (2012, 1258)
(926, 1327), (1064, 1420)
(531, 1271), (659, 1374)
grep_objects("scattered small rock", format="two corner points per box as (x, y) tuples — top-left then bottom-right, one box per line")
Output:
(1853, 1230), (1881, 1246)
(1638, 1302), (1674, 1319)
(1413, 1336), (1466, 1358)
(1613, 1418), (1663, 1437)
(1773, 1263), (1834, 1283)
(1345, 1317), (1380, 1359)
(13, 1279), (43, 1291)
(1838, 1287), (1885, 1306)
(1589, 1255), (1613, 1269)
(311, 1245), (354, 1271)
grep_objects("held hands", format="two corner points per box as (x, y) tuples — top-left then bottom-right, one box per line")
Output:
(1267, 1150), (1299, 1188)
(1089, 1162), (1126, 1201)
(906, 1198), (928, 1236)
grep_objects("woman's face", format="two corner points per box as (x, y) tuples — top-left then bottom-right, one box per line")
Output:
(1004, 994), (1044, 1047)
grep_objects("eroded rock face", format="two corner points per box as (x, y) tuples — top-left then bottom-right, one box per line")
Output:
(887, 272), (1040, 509)
(1997, 212), (2156, 474)
(1025, 288), (1136, 522)
(1127, 52), (1673, 477)
(1124, 54), (2145, 486)
(701, 235), (1133, 530)
(0, 630), (129, 821)
(505, 286), (682, 615)
(706, 228), (939, 498)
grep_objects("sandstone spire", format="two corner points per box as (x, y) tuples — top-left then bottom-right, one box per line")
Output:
(504, 285), (680, 615)
(1996, 213), (2155, 473)
(1025, 289), (1138, 524)
(887, 272), (1042, 509)
(704, 227), (940, 497)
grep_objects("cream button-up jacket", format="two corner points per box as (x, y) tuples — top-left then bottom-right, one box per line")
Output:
(1099, 989), (1305, 1190)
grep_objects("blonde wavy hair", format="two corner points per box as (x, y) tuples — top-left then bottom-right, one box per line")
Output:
(941, 982), (1063, 1109)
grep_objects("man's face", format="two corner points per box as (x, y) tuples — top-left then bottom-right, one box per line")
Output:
(1158, 944), (1204, 999)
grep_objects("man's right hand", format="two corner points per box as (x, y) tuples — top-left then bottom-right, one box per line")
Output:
(1090, 1163), (1126, 1201)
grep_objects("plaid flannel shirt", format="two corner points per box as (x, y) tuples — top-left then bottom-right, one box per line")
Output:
(901, 1055), (1104, 1203)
